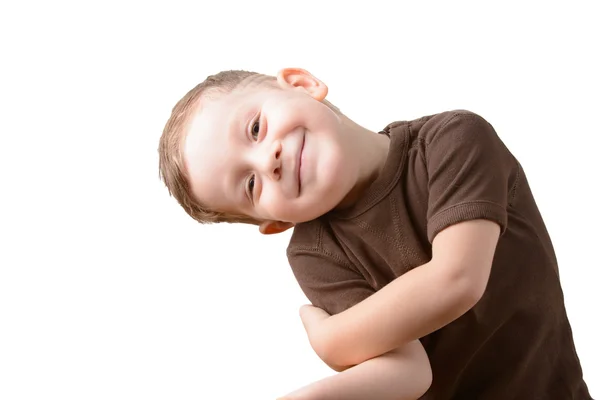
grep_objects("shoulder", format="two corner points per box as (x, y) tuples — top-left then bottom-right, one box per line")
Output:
(381, 110), (493, 147)
(416, 110), (494, 145)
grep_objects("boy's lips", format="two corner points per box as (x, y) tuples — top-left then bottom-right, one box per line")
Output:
(297, 132), (305, 195)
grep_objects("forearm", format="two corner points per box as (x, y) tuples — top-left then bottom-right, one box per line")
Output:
(325, 260), (479, 367)
(280, 340), (432, 400)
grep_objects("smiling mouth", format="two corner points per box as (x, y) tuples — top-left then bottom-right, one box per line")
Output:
(297, 133), (305, 195)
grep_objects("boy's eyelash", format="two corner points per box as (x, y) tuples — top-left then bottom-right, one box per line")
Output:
(246, 174), (256, 202)
(251, 115), (260, 140)
(246, 112), (262, 204)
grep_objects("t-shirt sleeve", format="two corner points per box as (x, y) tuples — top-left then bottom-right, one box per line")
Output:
(287, 250), (375, 316)
(425, 111), (517, 242)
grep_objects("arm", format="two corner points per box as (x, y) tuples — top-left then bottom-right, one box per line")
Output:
(315, 219), (500, 367)
(279, 340), (432, 400)
(307, 112), (513, 367)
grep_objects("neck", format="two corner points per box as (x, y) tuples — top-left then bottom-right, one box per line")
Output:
(336, 116), (390, 209)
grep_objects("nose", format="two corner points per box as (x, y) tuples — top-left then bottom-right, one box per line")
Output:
(258, 139), (282, 181)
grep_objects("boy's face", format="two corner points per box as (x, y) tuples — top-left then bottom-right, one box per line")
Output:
(183, 69), (360, 233)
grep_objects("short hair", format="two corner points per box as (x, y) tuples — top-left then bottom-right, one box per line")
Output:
(158, 70), (262, 224)
(158, 70), (341, 225)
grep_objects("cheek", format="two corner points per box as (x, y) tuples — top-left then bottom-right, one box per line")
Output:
(314, 151), (356, 204)
(256, 187), (288, 219)
(316, 142), (351, 186)
(264, 99), (303, 135)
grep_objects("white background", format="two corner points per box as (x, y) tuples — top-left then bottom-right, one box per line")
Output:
(1, 1), (598, 399)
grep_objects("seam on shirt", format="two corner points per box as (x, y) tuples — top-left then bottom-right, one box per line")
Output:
(428, 200), (507, 241)
(430, 200), (506, 225)
(317, 223), (323, 248)
(290, 225), (362, 274)
(407, 122), (423, 156)
(417, 136), (427, 165)
(352, 215), (403, 253)
(508, 159), (521, 207)
(290, 247), (359, 273)
(390, 194), (422, 260)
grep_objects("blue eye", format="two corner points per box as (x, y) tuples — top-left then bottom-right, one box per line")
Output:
(251, 120), (260, 140)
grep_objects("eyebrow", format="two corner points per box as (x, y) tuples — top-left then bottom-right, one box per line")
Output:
(227, 99), (248, 135)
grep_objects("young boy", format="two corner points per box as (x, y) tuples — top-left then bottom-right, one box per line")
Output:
(158, 68), (592, 399)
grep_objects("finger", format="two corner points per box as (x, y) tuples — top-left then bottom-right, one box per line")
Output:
(300, 305), (330, 329)
(299, 304), (313, 316)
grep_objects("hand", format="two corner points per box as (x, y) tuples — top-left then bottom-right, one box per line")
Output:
(299, 304), (332, 361)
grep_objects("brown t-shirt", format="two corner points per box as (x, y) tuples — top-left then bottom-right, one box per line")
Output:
(287, 111), (591, 399)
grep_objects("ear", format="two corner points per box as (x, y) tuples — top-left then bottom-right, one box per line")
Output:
(276, 68), (328, 101)
(259, 220), (295, 235)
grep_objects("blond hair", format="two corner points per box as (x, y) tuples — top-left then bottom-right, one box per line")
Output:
(158, 70), (262, 224)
